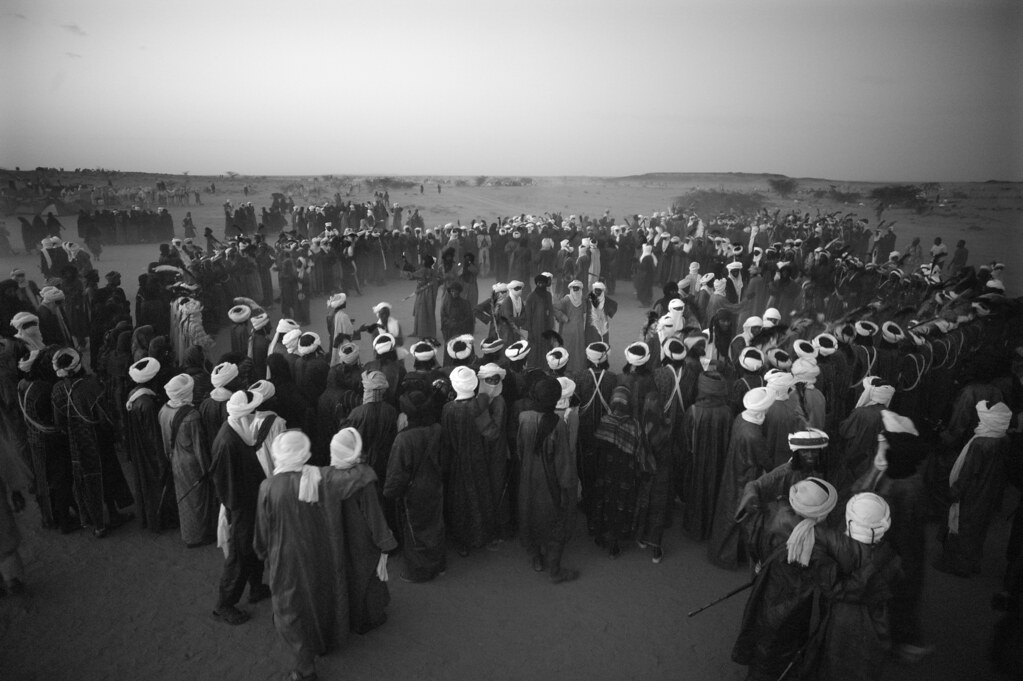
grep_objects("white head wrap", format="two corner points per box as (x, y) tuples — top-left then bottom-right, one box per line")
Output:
(250, 311), (269, 330)
(129, 358), (161, 385)
(411, 341), (436, 362)
(813, 333), (838, 356)
(228, 305), (251, 324)
(845, 493), (891, 544)
(881, 322), (904, 344)
(625, 341), (650, 367)
(248, 379), (276, 402)
(556, 377), (576, 410)
(18, 349), (40, 374)
(372, 301), (392, 316)
(164, 374), (194, 408)
(713, 278), (727, 295)
(855, 376), (896, 408)
(662, 337), (686, 362)
(282, 329), (302, 354)
(762, 308), (781, 327)
(338, 342), (360, 365)
(741, 387), (776, 424)
(546, 348), (569, 371)
(447, 335), (474, 361)
(791, 358), (820, 384)
(40, 286), (65, 303)
(765, 369), (795, 400)
(330, 427), (363, 469)
(271, 431), (321, 503)
(374, 333), (396, 354)
(226, 389), (264, 418)
(296, 332), (321, 356)
(786, 477), (838, 566)
(505, 340), (530, 362)
(792, 339), (818, 360)
(739, 347), (764, 373)
(52, 348), (81, 378)
(450, 365), (479, 400)
(327, 293), (347, 309)
(788, 428), (829, 451)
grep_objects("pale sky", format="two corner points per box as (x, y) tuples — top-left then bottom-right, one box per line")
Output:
(1, 0), (1020, 181)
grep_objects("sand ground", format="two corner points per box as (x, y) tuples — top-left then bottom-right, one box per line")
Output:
(0, 176), (1020, 680)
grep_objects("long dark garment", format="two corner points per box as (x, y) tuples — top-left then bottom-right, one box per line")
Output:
(680, 391), (733, 541)
(18, 378), (73, 529)
(125, 387), (177, 532)
(383, 424), (446, 582)
(590, 411), (647, 543)
(160, 404), (216, 546)
(320, 465), (397, 634)
(441, 398), (497, 550)
(708, 417), (770, 569)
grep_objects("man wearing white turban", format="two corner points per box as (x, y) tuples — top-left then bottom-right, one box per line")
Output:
(159, 374), (216, 548)
(553, 279), (587, 374)
(935, 401), (1012, 577)
(762, 371), (805, 468)
(708, 386), (777, 569)
(341, 371), (399, 533)
(839, 376), (896, 486)
(809, 492), (900, 681)
(254, 431), (332, 681)
(125, 357), (173, 533)
(442, 365), (498, 555)
(200, 362), (244, 453)
(210, 389), (270, 626)
(322, 427), (397, 634)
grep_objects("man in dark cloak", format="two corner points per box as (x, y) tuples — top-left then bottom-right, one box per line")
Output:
(125, 358), (176, 532)
(323, 428), (398, 635)
(210, 389), (270, 625)
(228, 304), (252, 356)
(383, 391), (446, 583)
(523, 273), (555, 370)
(572, 342), (616, 528)
(837, 377), (894, 488)
(343, 370), (398, 531)
(200, 362), (244, 450)
(708, 386), (776, 570)
(517, 375), (579, 583)
(680, 372), (733, 541)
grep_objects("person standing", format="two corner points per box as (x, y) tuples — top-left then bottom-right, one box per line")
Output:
(517, 375), (580, 583)
(584, 282), (617, 345)
(160, 374), (216, 548)
(553, 280), (587, 374)
(210, 389), (271, 625)
(523, 273), (555, 370)
(254, 430), (330, 681)
(383, 391), (447, 583)
(125, 358), (175, 532)
(680, 372), (733, 541)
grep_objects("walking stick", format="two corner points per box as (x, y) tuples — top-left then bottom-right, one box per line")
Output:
(687, 580), (754, 617)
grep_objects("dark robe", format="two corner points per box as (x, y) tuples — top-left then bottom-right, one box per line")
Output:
(18, 377), (73, 530)
(320, 465), (398, 634)
(255, 470), (346, 663)
(764, 397), (807, 469)
(343, 399), (399, 529)
(383, 424), (446, 582)
(198, 396), (230, 452)
(591, 411), (648, 542)
(837, 404), (885, 487)
(523, 288), (555, 370)
(516, 410), (576, 562)
(573, 367), (616, 527)
(441, 397), (496, 550)
(680, 381), (734, 541)
(708, 415), (771, 569)
(159, 403), (215, 546)
(125, 387), (176, 532)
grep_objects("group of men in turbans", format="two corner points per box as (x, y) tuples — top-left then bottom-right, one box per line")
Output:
(2, 193), (1021, 681)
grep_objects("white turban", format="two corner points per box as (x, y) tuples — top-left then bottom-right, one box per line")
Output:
(699, 273), (715, 286)
(271, 431), (321, 503)
(743, 316), (762, 330)
(787, 477), (838, 566)
(556, 377), (576, 410)
(327, 293), (347, 309)
(505, 340), (530, 362)
(296, 332), (321, 356)
(447, 334), (474, 361)
(788, 428), (829, 451)
(373, 333), (396, 355)
(585, 342), (609, 365)
(845, 493), (891, 544)
(338, 342), (360, 365)
(546, 348), (569, 371)
(411, 341), (436, 362)
(625, 342), (650, 367)
(765, 370), (794, 400)
(228, 305), (251, 324)
(164, 374), (194, 408)
(52, 348), (81, 378)
(372, 302), (392, 316)
(713, 278), (727, 295)
(792, 339), (818, 360)
(492, 282), (508, 293)
(662, 338), (686, 362)
(881, 321), (904, 344)
(855, 321), (879, 337)
(450, 365), (479, 399)
(276, 318), (300, 334)
(226, 389), (263, 418)
(211, 362), (239, 389)
(40, 286), (65, 303)
(283, 329), (303, 353)
(743, 386), (775, 412)
(248, 379), (276, 402)
(250, 312), (270, 330)
(739, 347), (764, 373)
(767, 348), (792, 369)
(762, 308), (781, 327)
(813, 333), (838, 356)
(129, 358), (161, 385)
(10, 312), (38, 330)
(855, 376), (895, 408)
(330, 427), (363, 469)
(791, 358), (820, 384)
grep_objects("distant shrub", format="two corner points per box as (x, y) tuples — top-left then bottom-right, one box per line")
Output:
(475, 176), (488, 187)
(870, 185), (929, 214)
(671, 189), (766, 216)
(768, 177), (799, 198)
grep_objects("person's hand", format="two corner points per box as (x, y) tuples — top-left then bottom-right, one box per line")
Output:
(376, 553), (389, 582)
(11, 491), (26, 513)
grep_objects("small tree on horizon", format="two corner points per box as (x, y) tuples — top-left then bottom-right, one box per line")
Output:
(768, 177), (799, 198)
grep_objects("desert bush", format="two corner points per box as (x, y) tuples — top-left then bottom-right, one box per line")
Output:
(475, 176), (488, 187)
(671, 189), (766, 216)
(768, 177), (799, 197)
(869, 185), (929, 213)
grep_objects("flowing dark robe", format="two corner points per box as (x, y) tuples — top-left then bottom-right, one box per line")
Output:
(633, 391), (674, 549)
(553, 296), (587, 374)
(410, 267), (439, 339)
(383, 424), (446, 581)
(708, 416), (771, 569)
(441, 397), (496, 549)
(476, 395), (511, 533)
(293, 353), (330, 407)
(517, 411), (576, 553)
(159, 404), (215, 545)
(125, 387), (176, 532)
(764, 397), (806, 469)
(255, 471), (346, 662)
(680, 386), (733, 541)
(573, 367), (616, 528)
(230, 321), (250, 356)
(18, 377), (73, 529)
(805, 538), (902, 681)
(198, 396), (230, 452)
(320, 465), (397, 634)
(837, 404), (885, 487)
(523, 288), (555, 370)
(591, 411), (646, 542)
(938, 435), (1010, 575)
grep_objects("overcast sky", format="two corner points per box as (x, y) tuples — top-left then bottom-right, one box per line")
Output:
(2, 0), (1020, 181)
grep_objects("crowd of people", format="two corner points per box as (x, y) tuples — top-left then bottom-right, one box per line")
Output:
(0, 196), (1021, 681)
